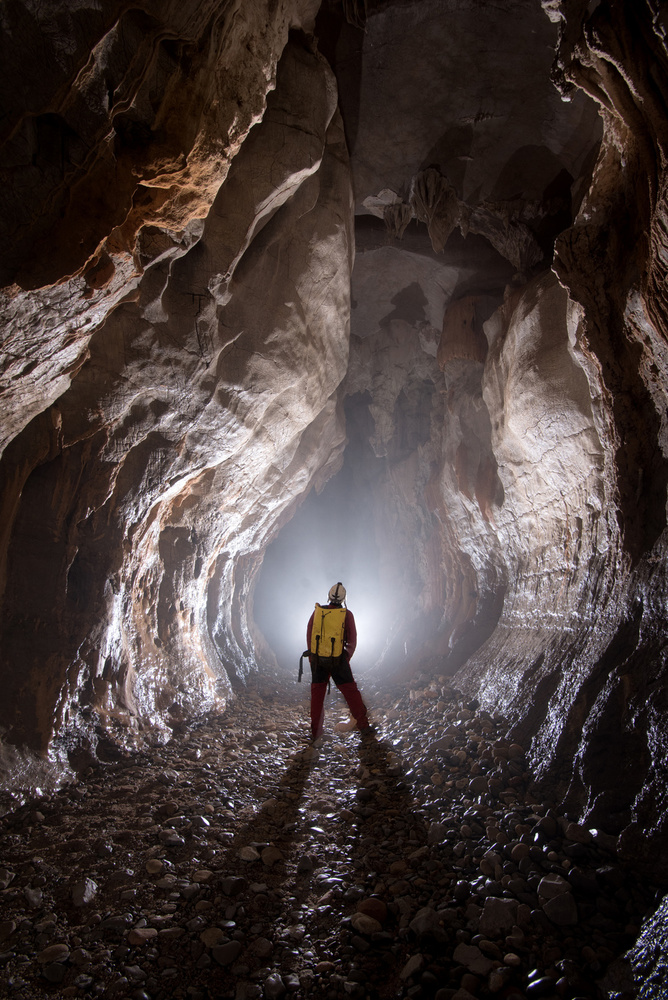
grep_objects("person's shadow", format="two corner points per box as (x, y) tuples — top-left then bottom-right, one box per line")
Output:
(173, 738), (320, 996)
(332, 729), (434, 996)
(168, 722), (434, 999)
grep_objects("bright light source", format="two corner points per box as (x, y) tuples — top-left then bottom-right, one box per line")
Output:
(254, 473), (392, 677)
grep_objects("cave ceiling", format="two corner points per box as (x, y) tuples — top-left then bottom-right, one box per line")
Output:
(330, 0), (603, 344)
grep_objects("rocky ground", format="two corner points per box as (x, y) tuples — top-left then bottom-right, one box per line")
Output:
(0, 677), (660, 1000)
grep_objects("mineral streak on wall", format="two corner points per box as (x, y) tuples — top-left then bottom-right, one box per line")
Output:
(1, 0), (668, 899)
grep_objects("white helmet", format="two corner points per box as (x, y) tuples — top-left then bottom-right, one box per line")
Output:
(328, 582), (346, 604)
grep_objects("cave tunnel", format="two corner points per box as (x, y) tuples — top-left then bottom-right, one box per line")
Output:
(2, 1), (668, 997)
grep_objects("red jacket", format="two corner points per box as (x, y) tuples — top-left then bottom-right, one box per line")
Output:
(307, 604), (357, 660)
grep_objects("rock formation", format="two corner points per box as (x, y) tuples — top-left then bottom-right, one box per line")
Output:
(2, 0), (668, 969)
(0, 3), (353, 753)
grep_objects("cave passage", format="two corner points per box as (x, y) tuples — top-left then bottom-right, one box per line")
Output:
(2, 2), (668, 996)
(254, 397), (397, 675)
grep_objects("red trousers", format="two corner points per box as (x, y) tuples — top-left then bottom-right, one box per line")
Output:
(311, 681), (369, 738)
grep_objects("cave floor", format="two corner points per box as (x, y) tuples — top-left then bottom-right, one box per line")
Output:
(0, 678), (658, 1000)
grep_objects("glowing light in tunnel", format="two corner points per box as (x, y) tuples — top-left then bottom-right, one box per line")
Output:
(254, 393), (413, 676)
(254, 480), (392, 676)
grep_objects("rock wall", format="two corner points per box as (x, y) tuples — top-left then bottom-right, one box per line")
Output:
(0, 8), (354, 757)
(413, 0), (668, 876)
(1, 0), (317, 449)
(333, 0), (668, 881)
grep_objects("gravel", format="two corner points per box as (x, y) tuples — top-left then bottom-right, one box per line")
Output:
(0, 676), (659, 999)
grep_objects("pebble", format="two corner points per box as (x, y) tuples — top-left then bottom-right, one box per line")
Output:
(24, 887), (43, 907)
(409, 906), (447, 942)
(37, 944), (69, 964)
(211, 940), (242, 966)
(261, 845), (284, 867)
(0, 920), (16, 942)
(264, 971), (287, 998)
(357, 897), (387, 923)
(0, 869), (16, 889)
(71, 877), (97, 907)
(542, 890), (578, 925)
(565, 821), (592, 844)
(192, 868), (214, 882)
(479, 896), (518, 936)
(200, 927), (227, 948)
(526, 975), (559, 997)
(0, 683), (656, 1000)
(350, 911), (382, 934)
(400, 953), (424, 980)
(156, 873), (177, 888)
(42, 962), (67, 983)
(158, 830), (185, 846)
(127, 927), (158, 946)
(510, 842), (530, 861)
(223, 876), (248, 895)
(537, 873), (572, 899)
(250, 936), (273, 957)
(453, 942), (494, 975)
(101, 913), (133, 932)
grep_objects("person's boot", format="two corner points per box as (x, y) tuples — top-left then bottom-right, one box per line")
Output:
(338, 682), (369, 730)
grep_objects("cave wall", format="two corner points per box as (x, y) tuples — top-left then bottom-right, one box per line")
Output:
(448, 0), (668, 874)
(326, 0), (668, 875)
(0, 3), (354, 755)
(1, 0), (316, 447)
(334, 0), (604, 681)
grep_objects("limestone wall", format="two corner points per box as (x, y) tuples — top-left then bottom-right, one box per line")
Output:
(0, 10), (353, 754)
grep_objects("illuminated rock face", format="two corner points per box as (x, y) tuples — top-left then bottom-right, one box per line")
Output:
(0, 9), (352, 750)
(326, 0), (668, 874)
(457, 0), (668, 875)
(0, 0), (320, 449)
(1, 0), (668, 882)
(343, 0), (668, 874)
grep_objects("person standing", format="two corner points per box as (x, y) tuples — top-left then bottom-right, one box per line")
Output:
(306, 582), (370, 740)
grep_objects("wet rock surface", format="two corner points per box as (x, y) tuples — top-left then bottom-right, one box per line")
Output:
(0, 681), (659, 999)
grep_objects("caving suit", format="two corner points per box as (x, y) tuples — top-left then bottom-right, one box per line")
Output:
(306, 602), (369, 738)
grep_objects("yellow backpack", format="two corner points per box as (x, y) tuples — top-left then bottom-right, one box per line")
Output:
(310, 603), (346, 658)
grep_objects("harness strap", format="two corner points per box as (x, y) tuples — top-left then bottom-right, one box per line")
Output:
(298, 650), (309, 683)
